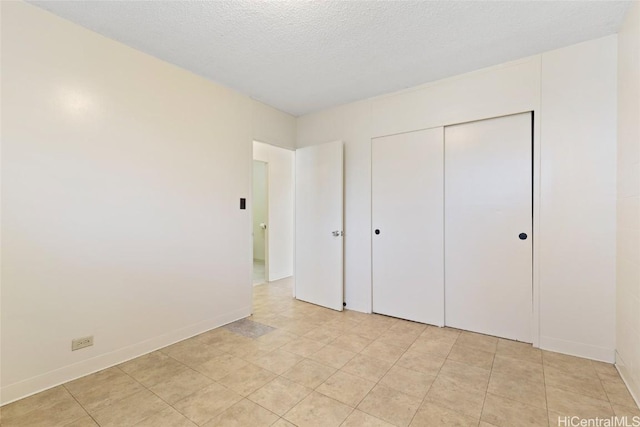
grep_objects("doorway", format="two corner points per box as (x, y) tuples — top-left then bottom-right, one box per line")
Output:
(252, 141), (295, 288)
(252, 160), (268, 285)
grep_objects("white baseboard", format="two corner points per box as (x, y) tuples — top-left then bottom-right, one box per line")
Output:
(616, 351), (640, 409)
(539, 335), (615, 363)
(0, 306), (251, 406)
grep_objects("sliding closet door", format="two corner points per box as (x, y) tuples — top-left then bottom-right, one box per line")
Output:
(445, 113), (532, 342)
(372, 128), (444, 325)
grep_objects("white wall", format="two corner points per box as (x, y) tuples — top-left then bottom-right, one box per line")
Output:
(539, 37), (617, 361)
(0, 2), (295, 404)
(253, 141), (294, 281)
(616, 1), (640, 404)
(297, 36), (618, 363)
(252, 161), (268, 261)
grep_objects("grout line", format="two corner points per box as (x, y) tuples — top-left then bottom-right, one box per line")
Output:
(62, 384), (101, 426)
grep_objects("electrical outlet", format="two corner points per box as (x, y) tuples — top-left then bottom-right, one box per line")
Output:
(71, 336), (93, 351)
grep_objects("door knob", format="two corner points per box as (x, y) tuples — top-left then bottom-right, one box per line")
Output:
(519, 233), (528, 240)
(375, 229), (380, 235)
(332, 231), (343, 237)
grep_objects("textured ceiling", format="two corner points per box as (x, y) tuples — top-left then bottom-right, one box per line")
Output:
(29, 1), (631, 116)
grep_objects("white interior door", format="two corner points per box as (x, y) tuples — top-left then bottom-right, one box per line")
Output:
(372, 128), (444, 325)
(445, 112), (532, 342)
(295, 141), (344, 311)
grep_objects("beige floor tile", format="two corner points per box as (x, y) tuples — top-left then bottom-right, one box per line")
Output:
(612, 403), (640, 416)
(342, 409), (395, 426)
(134, 407), (196, 426)
(217, 363), (276, 396)
(173, 382), (243, 425)
(543, 365), (607, 400)
(1, 386), (87, 427)
(447, 343), (495, 370)
(195, 353), (249, 380)
(496, 339), (542, 364)
(396, 349), (446, 376)
(590, 360), (620, 381)
(251, 348), (303, 374)
(331, 333), (373, 353)
(119, 351), (187, 387)
(410, 402), (479, 427)
(358, 384), (422, 427)
(202, 399), (279, 427)
(235, 348), (273, 365)
(282, 358), (336, 388)
(376, 330), (420, 350)
(225, 339), (264, 359)
(148, 367), (213, 404)
(492, 355), (544, 384)
(196, 328), (241, 347)
(360, 340), (406, 363)
(316, 371), (376, 407)
(211, 334), (256, 355)
(456, 332), (498, 353)
(542, 351), (595, 377)
(423, 327), (461, 341)
(438, 360), (490, 392)
(356, 323), (388, 341)
(323, 318), (362, 332)
(548, 411), (567, 427)
(389, 319), (428, 335)
(64, 416), (99, 426)
(481, 393), (548, 427)
(162, 337), (224, 367)
(91, 389), (169, 427)
(248, 377), (312, 416)
(282, 320), (323, 336)
(342, 354), (394, 382)
(254, 329), (297, 351)
(303, 327), (342, 344)
(308, 344), (357, 369)
(602, 379), (638, 407)
(545, 386), (614, 419)
(271, 418), (296, 427)
(379, 365), (436, 399)
(425, 376), (486, 419)
(409, 336), (455, 357)
(65, 367), (144, 412)
(487, 371), (546, 409)
(284, 391), (353, 427)
(281, 337), (326, 357)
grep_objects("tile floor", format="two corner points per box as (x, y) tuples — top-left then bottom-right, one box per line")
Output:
(1, 277), (638, 427)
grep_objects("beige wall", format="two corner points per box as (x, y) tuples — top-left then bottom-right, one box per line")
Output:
(616, 0), (640, 405)
(0, 2), (295, 404)
(298, 36), (618, 363)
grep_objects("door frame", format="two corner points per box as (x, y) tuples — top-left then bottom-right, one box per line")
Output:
(369, 110), (541, 347)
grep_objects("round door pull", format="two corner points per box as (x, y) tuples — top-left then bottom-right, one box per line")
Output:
(374, 229), (380, 235)
(519, 233), (528, 240)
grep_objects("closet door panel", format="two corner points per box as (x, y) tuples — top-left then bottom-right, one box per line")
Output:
(372, 128), (444, 325)
(444, 113), (532, 342)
